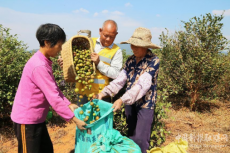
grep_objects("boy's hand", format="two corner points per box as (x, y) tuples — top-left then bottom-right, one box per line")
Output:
(57, 55), (63, 68)
(72, 117), (87, 130)
(68, 104), (79, 112)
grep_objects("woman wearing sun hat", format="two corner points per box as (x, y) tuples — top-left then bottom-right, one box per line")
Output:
(96, 27), (161, 153)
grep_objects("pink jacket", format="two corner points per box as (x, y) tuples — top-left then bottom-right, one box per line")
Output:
(11, 51), (74, 124)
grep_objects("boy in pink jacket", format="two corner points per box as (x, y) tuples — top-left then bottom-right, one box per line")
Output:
(11, 23), (86, 153)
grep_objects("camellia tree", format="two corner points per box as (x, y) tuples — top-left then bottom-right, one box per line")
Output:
(157, 13), (229, 110)
(0, 25), (31, 119)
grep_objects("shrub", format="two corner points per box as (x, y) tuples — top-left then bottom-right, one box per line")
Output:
(158, 13), (229, 110)
(0, 25), (31, 118)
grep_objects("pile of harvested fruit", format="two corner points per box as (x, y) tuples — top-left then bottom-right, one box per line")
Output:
(71, 37), (95, 102)
(78, 101), (101, 124)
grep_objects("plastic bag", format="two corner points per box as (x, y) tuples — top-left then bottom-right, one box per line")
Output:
(74, 99), (113, 153)
(147, 139), (188, 153)
(88, 129), (141, 153)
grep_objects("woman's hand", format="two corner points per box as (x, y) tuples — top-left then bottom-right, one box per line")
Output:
(91, 93), (104, 101)
(68, 104), (79, 112)
(72, 117), (87, 130)
(57, 56), (63, 68)
(112, 99), (123, 112)
(97, 93), (104, 100)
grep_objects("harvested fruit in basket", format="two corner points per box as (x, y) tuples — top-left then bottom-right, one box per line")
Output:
(84, 116), (89, 122)
(72, 41), (96, 103)
(96, 108), (100, 112)
(88, 93), (94, 98)
(74, 88), (79, 93)
(90, 102), (94, 106)
(95, 116), (100, 121)
(90, 121), (94, 124)
(78, 101), (102, 124)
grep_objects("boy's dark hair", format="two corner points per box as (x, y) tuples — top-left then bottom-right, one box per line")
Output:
(36, 23), (66, 47)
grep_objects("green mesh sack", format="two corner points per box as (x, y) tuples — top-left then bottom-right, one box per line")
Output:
(74, 99), (113, 153)
(88, 129), (141, 153)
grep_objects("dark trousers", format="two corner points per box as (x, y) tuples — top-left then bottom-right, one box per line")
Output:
(125, 104), (154, 153)
(13, 122), (53, 153)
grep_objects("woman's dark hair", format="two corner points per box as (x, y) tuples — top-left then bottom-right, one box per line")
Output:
(36, 23), (66, 47)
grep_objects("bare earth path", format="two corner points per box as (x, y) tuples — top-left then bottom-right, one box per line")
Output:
(1, 100), (229, 153)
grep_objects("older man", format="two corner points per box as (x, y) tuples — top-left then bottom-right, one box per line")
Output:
(59, 20), (123, 103)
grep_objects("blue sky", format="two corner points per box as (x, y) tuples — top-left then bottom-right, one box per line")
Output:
(0, 0), (229, 51)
